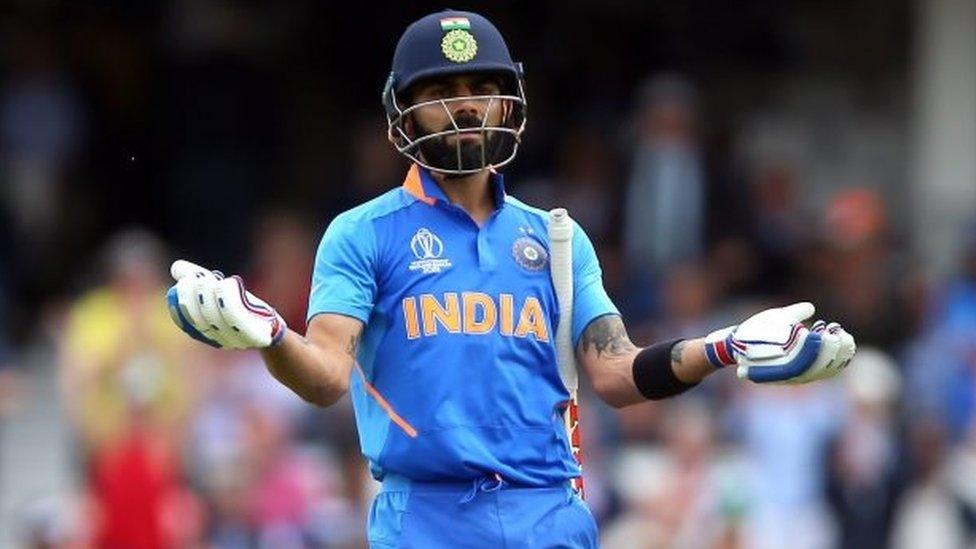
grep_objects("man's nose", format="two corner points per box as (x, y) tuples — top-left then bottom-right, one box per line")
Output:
(451, 85), (483, 118)
(452, 100), (480, 120)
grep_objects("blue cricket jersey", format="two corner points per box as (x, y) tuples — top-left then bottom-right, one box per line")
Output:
(307, 164), (618, 486)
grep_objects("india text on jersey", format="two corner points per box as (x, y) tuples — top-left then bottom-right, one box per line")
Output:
(401, 292), (549, 341)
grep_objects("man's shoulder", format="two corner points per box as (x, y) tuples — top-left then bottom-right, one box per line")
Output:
(503, 194), (549, 220)
(503, 195), (587, 230)
(503, 194), (593, 243)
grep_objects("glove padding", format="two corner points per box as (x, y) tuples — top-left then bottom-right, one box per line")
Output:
(166, 260), (286, 349)
(704, 302), (856, 384)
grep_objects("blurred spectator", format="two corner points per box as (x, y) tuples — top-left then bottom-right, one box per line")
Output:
(802, 188), (915, 350)
(746, 161), (809, 296)
(58, 229), (203, 548)
(905, 225), (976, 439)
(85, 419), (204, 548)
(620, 74), (747, 320)
(600, 446), (672, 548)
(623, 74), (705, 280)
(825, 347), (907, 549)
(188, 351), (304, 486)
(890, 418), (975, 549)
(946, 421), (976, 543)
(0, 26), (85, 242)
(0, 24), (86, 313)
(59, 229), (194, 452)
(601, 399), (749, 548)
(735, 381), (843, 549)
(189, 351), (364, 546)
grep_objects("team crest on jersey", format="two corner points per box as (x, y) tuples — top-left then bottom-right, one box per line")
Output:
(409, 228), (452, 274)
(512, 236), (548, 272)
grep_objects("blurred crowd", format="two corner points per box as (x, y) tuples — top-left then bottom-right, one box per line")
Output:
(4, 1), (976, 548)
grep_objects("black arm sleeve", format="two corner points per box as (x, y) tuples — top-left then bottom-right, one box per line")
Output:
(631, 338), (699, 400)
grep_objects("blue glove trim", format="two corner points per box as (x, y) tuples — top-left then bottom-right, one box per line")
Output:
(166, 286), (222, 348)
(745, 331), (823, 383)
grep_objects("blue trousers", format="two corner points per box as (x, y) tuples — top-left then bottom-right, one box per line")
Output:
(367, 474), (598, 548)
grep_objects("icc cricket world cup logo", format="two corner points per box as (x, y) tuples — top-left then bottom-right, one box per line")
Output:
(411, 228), (444, 259)
(409, 228), (452, 274)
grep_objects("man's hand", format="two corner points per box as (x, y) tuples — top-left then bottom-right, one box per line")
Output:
(703, 302), (856, 384)
(166, 260), (287, 349)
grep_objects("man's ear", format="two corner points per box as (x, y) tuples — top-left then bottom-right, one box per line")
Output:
(404, 114), (415, 137)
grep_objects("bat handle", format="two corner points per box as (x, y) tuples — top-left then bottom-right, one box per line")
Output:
(549, 208), (573, 242)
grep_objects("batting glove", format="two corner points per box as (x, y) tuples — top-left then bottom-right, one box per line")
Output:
(165, 260), (287, 349)
(703, 302), (856, 384)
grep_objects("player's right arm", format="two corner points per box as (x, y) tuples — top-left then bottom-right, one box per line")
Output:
(259, 313), (362, 407)
(166, 259), (361, 407)
(167, 211), (378, 407)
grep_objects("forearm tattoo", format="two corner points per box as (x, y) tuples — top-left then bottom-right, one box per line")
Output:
(345, 333), (361, 358)
(670, 340), (687, 366)
(579, 315), (638, 357)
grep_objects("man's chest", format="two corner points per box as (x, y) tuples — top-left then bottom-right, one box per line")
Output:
(375, 212), (558, 341)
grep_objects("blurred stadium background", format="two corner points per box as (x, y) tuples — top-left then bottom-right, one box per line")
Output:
(0, 0), (975, 547)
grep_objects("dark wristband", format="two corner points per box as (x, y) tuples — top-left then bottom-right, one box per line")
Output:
(632, 338), (700, 400)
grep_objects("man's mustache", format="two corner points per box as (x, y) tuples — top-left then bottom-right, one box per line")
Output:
(443, 114), (484, 132)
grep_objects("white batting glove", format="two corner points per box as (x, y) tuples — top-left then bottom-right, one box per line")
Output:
(703, 302), (856, 384)
(165, 260), (287, 349)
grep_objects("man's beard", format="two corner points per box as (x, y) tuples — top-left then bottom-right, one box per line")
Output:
(414, 114), (507, 175)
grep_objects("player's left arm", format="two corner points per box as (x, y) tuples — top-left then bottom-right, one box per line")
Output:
(576, 315), (711, 408)
(568, 222), (716, 408)
(577, 302), (857, 409)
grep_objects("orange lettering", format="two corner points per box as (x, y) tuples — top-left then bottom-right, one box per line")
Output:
(515, 296), (550, 341)
(402, 297), (420, 339)
(421, 293), (461, 335)
(463, 292), (497, 334)
(499, 293), (514, 336)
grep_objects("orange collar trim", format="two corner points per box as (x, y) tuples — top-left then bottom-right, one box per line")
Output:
(402, 164), (436, 206)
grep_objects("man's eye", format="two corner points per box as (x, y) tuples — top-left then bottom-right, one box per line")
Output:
(417, 88), (443, 101)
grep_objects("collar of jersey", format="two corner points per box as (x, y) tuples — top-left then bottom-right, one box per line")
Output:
(402, 164), (507, 211)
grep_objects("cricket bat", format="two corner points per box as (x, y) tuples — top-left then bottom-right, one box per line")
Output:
(548, 208), (584, 497)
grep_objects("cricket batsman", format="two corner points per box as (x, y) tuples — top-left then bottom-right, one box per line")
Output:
(166, 10), (857, 548)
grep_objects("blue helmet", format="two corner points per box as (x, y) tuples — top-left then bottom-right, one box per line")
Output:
(382, 10), (527, 175)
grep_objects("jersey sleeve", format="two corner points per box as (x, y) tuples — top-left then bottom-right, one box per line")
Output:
(571, 221), (620, 346)
(307, 213), (378, 323)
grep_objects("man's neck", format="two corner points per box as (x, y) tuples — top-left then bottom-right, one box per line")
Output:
(429, 169), (495, 225)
